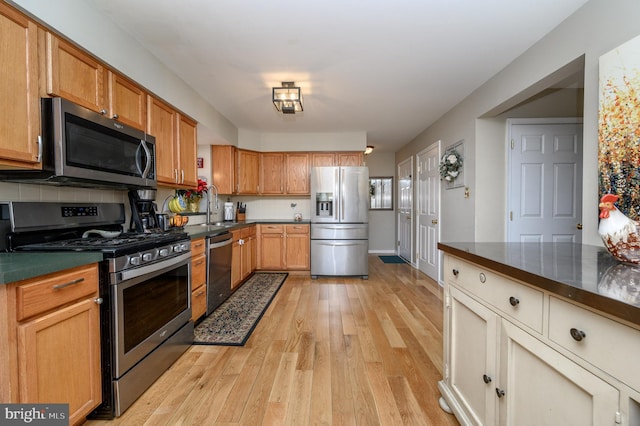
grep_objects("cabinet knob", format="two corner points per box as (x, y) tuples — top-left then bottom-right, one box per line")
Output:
(483, 374), (492, 384)
(94, 297), (103, 305)
(570, 328), (586, 342)
(496, 388), (505, 398)
(479, 272), (486, 283)
(509, 296), (520, 306)
(99, 109), (107, 115)
(112, 113), (120, 119)
(452, 269), (459, 276)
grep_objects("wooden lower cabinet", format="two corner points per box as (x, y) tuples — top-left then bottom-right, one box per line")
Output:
(440, 254), (629, 426)
(5, 264), (102, 426)
(257, 224), (309, 271)
(231, 226), (256, 289)
(190, 238), (207, 321)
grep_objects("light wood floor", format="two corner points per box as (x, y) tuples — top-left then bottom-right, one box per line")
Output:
(86, 256), (459, 426)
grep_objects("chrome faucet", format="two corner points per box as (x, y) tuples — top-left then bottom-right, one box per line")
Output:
(206, 184), (219, 224)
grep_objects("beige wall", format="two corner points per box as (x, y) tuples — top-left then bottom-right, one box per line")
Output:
(397, 0), (640, 246)
(364, 152), (396, 253)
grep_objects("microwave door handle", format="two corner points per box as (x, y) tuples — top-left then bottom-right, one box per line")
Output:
(136, 140), (152, 178)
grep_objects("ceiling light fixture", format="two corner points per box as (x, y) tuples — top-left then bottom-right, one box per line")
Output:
(364, 146), (375, 155)
(272, 81), (303, 114)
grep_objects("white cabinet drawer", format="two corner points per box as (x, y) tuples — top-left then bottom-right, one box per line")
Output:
(445, 255), (544, 333)
(549, 296), (640, 391)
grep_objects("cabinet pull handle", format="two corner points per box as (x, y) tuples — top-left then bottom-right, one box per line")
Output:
(479, 273), (486, 283)
(452, 269), (459, 276)
(496, 388), (505, 398)
(509, 296), (520, 306)
(52, 277), (84, 290)
(194, 260), (204, 266)
(94, 297), (103, 305)
(483, 374), (492, 384)
(570, 328), (586, 342)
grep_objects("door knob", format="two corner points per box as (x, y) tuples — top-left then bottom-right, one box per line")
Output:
(432, 219), (438, 225)
(576, 223), (583, 230)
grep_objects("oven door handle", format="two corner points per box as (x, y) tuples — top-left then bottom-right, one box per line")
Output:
(115, 251), (191, 283)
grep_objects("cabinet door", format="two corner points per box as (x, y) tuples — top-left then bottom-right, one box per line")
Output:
(212, 145), (235, 194)
(45, 32), (107, 113)
(286, 153), (310, 194)
(311, 153), (336, 167)
(260, 152), (284, 194)
(17, 298), (101, 425)
(448, 286), (499, 425)
(498, 320), (619, 426)
(0, 5), (41, 167)
(231, 230), (242, 289)
(259, 232), (285, 270)
(147, 95), (178, 185)
(285, 225), (310, 270)
(108, 71), (147, 130)
(177, 114), (198, 188)
(236, 149), (259, 194)
(337, 152), (363, 166)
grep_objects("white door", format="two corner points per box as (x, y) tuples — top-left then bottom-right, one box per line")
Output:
(508, 120), (583, 243)
(397, 158), (413, 262)
(417, 143), (440, 281)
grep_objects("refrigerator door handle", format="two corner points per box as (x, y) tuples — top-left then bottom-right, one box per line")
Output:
(335, 167), (341, 222)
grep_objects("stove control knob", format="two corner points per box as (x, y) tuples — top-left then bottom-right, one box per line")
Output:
(159, 248), (170, 257)
(142, 253), (153, 262)
(130, 256), (141, 266)
(173, 244), (183, 253)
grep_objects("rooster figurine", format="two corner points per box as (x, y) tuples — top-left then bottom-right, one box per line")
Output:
(598, 193), (640, 264)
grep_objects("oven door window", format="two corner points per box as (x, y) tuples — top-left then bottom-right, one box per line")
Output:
(120, 262), (189, 353)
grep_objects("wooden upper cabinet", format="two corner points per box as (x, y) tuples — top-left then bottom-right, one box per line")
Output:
(44, 32), (107, 114)
(0, 4), (41, 168)
(212, 145), (235, 195)
(108, 71), (147, 130)
(147, 95), (177, 185)
(311, 152), (336, 167)
(177, 114), (198, 188)
(260, 152), (284, 194)
(285, 153), (310, 194)
(236, 149), (259, 194)
(337, 152), (363, 166)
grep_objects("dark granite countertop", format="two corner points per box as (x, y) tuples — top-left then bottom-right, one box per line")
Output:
(0, 252), (104, 285)
(184, 219), (310, 239)
(438, 242), (640, 327)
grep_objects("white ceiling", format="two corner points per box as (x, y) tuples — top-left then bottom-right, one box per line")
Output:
(85, 0), (588, 153)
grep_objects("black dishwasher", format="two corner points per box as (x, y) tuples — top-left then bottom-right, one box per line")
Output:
(206, 232), (233, 315)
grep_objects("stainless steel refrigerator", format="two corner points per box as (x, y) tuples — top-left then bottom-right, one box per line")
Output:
(310, 166), (369, 278)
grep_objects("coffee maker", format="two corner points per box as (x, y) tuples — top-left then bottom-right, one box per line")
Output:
(128, 189), (159, 233)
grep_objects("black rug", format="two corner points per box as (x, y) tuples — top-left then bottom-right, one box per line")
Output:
(193, 272), (288, 346)
(379, 255), (407, 264)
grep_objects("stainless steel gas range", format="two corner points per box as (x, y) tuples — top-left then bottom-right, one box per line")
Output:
(0, 201), (194, 418)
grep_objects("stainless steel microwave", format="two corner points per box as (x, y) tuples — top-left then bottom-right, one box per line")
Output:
(0, 97), (156, 189)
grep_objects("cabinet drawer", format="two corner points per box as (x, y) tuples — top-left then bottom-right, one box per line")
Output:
(260, 224), (284, 234)
(191, 285), (206, 321)
(445, 256), (543, 333)
(286, 224), (309, 234)
(191, 238), (206, 256)
(549, 296), (640, 391)
(241, 225), (256, 239)
(16, 264), (99, 321)
(191, 253), (207, 289)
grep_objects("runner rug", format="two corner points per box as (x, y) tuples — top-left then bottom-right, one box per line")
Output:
(193, 272), (288, 346)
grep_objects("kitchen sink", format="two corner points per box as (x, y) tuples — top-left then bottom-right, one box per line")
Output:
(199, 221), (238, 228)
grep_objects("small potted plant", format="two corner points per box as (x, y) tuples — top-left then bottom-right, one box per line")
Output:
(178, 179), (208, 212)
